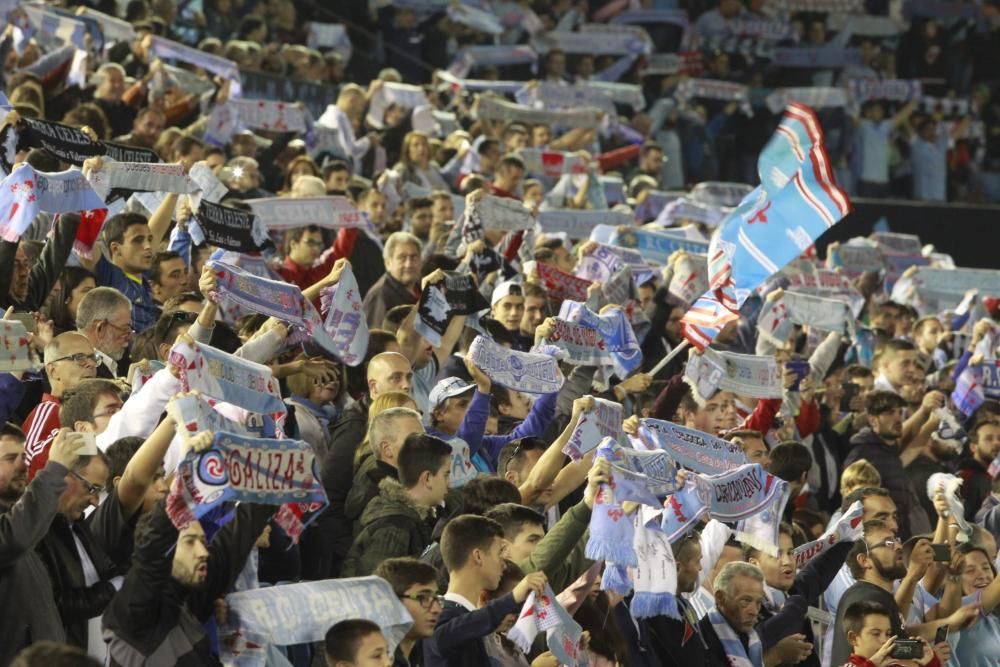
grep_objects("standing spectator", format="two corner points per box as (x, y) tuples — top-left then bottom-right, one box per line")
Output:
(958, 421), (1000, 522)
(854, 101), (916, 198)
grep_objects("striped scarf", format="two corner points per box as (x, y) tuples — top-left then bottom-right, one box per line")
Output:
(708, 608), (763, 667)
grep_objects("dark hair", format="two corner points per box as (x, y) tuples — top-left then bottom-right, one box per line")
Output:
(322, 160), (350, 181)
(62, 103), (111, 141)
(11, 641), (102, 667)
(498, 437), (547, 476)
(102, 212), (149, 247)
(844, 364), (874, 381)
(45, 266), (97, 332)
(237, 15), (266, 40)
(970, 419), (1000, 444)
(768, 442), (813, 483)
(147, 310), (198, 356)
(162, 292), (204, 313)
(865, 390), (906, 415)
(285, 225), (323, 247)
(440, 514), (505, 571)
(397, 434), (452, 488)
(841, 486), (891, 513)
(406, 197), (433, 215)
(498, 153), (525, 171)
(374, 557), (438, 596)
(460, 477), (521, 515)
(58, 379), (121, 429)
(881, 337), (916, 357)
(640, 141), (663, 157)
(104, 436), (146, 493)
(324, 619), (383, 663)
(172, 135), (204, 160)
(150, 251), (183, 286)
(382, 305), (414, 334)
(477, 138), (499, 156)
(842, 600), (891, 636)
(847, 519), (890, 579)
(1, 422), (25, 441)
(484, 503), (546, 540)
(367, 329), (400, 358)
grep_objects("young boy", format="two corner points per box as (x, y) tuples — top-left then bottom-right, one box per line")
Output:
(839, 600), (940, 667)
(423, 515), (547, 666)
(375, 557), (443, 667)
(325, 619), (393, 667)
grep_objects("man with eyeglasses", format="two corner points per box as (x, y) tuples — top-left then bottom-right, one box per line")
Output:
(0, 213), (81, 312)
(831, 520), (959, 666)
(24, 333), (99, 480)
(76, 287), (134, 379)
(276, 225), (346, 300)
(375, 557), (444, 667)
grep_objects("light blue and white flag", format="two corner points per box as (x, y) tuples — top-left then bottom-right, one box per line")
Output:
(319, 265), (368, 367)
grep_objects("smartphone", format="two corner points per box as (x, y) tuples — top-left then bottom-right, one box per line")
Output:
(934, 625), (949, 644)
(839, 382), (860, 412)
(785, 360), (810, 392)
(931, 543), (951, 562)
(7, 312), (36, 333)
(889, 639), (923, 660)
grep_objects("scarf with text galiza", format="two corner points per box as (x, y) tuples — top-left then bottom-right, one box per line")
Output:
(0, 319), (41, 372)
(219, 577), (413, 667)
(193, 200), (270, 253)
(469, 335), (564, 394)
(460, 192), (534, 246)
(507, 582), (586, 667)
(792, 500), (864, 568)
(415, 271), (489, 347)
(319, 264), (368, 367)
(166, 393), (321, 541)
(246, 196), (367, 232)
(476, 94), (603, 130)
(166, 430), (327, 534)
(684, 347), (782, 402)
(709, 607), (763, 667)
(168, 339), (285, 415)
(558, 301), (643, 379)
(0, 165), (106, 242)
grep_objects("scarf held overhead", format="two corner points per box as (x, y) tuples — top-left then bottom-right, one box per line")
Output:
(468, 335), (564, 394)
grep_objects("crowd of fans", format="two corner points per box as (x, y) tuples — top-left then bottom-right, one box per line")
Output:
(3, 1), (1000, 667)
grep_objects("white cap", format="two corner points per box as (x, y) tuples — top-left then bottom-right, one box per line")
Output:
(428, 377), (476, 412)
(491, 279), (524, 307)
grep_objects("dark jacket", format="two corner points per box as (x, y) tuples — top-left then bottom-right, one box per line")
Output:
(844, 428), (912, 539)
(755, 541), (852, 665)
(102, 500), (273, 666)
(312, 396), (370, 578)
(344, 456), (398, 536)
(0, 462), (68, 664)
(517, 500), (593, 594)
(643, 596), (731, 666)
(957, 456), (992, 522)
(341, 478), (434, 577)
(0, 213), (81, 310)
(362, 273), (418, 328)
(37, 514), (121, 648)
(424, 593), (520, 667)
(350, 232), (387, 299)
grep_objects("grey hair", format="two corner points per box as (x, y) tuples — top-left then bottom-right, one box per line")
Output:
(383, 231), (422, 263)
(75, 287), (131, 331)
(713, 561), (764, 598)
(368, 407), (422, 458)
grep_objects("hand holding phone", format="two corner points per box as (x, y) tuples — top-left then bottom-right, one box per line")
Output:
(785, 360), (810, 392)
(889, 638), (923, 660)
(931, 544), (951, 562)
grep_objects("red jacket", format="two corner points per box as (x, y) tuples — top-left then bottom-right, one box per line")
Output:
(840, 653), (941, 667)
(23, 393), (61, 480)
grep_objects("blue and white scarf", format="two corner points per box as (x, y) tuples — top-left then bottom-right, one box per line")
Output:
(476, 95), (603, 130)
(22, 4), (87, 49)
(208, 260), (307, 325)
(655, 197), (726, 228)
(220, 577), (412, 667)
(765, 87), (849, 114)
(610, 226), (710, 266)
(0, 165), (106, 242)
(563, 398), (624, 460)
(558, 301), (643, 379)
(535, 28), (650, 56)
(576, 242), (653, 290)
(771, 47), (861, 69)
(246, 196), (367, 232)
(669, 252), (709, 307)
(516, 81), (616, 113)
(447, 44), (538, 77)
(708, 608), (763, 667)
(366, 82), (429, 129)
(148, 35), (241, 93)
(637, 419), (748, 474)
(169, 340), (285, 415)
(85, 161), (196, 201)
(468, 335), (564, 395)
(167, 431), (327, 531)
(538, 210), (632, 239)
(508, 583), (586, 667)
(319, 265), (368, 367)
(684, 347), (782, 402)
(792, 500), (864, 568)
(206, 99), (313, 146)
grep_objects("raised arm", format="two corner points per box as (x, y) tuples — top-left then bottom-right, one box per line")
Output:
(114, 415), (176, 517)
(519, 396), (593, 507)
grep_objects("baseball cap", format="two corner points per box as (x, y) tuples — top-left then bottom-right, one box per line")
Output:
(429, 377), (476, 412)
(491, 279), (523, 307)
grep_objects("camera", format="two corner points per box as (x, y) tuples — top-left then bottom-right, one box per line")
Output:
(890, 639), (923, 660)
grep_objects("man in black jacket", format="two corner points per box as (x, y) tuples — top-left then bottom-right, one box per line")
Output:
(0, 426), (88, 665)
(101, 498), (273, 665)
(0, 211), (81, 311)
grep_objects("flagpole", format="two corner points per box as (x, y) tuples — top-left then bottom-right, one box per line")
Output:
(650, 340), (690, 377)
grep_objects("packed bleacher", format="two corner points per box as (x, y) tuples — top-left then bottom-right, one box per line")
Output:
(4, 1), (1000, 667)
